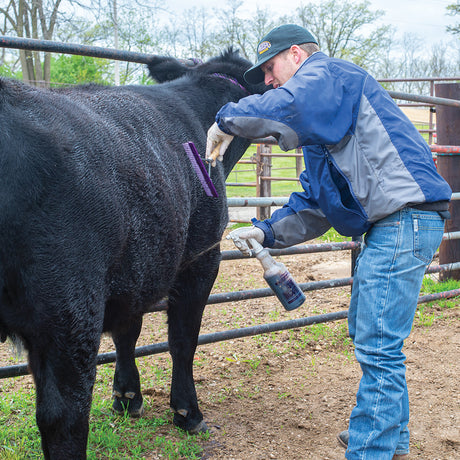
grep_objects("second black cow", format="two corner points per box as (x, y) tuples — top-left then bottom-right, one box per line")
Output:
(0, 49), (266, 458)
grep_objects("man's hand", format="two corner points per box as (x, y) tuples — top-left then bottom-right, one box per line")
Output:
(227, 226), (265, 256)
(205, 122), (234, 166)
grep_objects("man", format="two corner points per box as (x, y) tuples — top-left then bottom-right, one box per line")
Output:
(205, 24), (451, 459)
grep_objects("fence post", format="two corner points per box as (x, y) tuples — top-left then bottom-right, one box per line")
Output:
(295, 147), (303, 177)
(435, 82), (460, 280)
(429, 80), (435, 145)
(350, 235), (362, 278)
(256, 144), (272, 220)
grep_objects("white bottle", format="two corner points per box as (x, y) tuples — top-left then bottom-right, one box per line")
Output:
(249, 239), (306, 311)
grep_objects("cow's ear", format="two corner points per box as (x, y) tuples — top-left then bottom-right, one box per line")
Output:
(147, 56), (188, 83)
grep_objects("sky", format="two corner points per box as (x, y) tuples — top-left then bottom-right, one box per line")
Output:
(164, 0), (456, 45)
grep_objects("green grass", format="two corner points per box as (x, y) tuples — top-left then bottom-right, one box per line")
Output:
(226, 144), (303, 198)
(0, 364), (206, 459)
(318, 228), (351, 242)
(412, 123), (434, 144)
(415, 277), (460, 327)
(1, 277), (456, 458)
(0, 384), (41, 459)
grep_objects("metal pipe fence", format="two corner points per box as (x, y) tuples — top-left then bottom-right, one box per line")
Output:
(230, 144), (460, 221)
(4, 282), (458, 380)
(0, 36), (458, 100)
(1, 236), (459, 379)
(0, 35), (193, 67)
(0, 37), (459, 381)
(227, 144), (460, 203)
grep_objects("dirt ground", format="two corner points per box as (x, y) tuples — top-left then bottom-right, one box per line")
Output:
(1, 231), (459, 460)
(138, 233), (459, 460)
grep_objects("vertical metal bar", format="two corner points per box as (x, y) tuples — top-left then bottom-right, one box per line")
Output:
(351, 235), (363, 277)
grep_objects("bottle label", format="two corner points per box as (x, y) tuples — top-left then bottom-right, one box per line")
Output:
(265, 271), (305, 311)
(276, 271), (303, 303)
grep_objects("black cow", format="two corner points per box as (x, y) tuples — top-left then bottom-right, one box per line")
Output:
(0, 49), (266, 459)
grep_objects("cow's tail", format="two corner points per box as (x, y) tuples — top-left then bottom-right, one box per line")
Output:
(0, 274), (6, 343)
(0, 313), (25, 356)
(0, 271), (25, 354)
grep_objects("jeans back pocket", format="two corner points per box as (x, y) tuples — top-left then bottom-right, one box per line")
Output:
(413, 213), (445, 264)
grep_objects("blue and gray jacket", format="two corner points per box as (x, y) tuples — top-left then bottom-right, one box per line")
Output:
(216, 52), (451, 248)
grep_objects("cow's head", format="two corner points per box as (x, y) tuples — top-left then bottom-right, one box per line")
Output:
(147, 48), (268, 96)
(146, 49), (269, 178)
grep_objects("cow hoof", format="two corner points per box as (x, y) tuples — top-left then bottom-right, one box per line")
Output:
(112, 397), (144, 417)
(172, 408), (208, 434)
(189, 419), (208, 434)
(177, 408), (188, 417)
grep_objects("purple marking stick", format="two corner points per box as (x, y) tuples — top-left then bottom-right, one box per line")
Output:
(182, 142), (218, 197)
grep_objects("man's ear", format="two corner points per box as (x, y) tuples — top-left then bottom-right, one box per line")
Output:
(290, 45), (303, 64)
(291, 45), (310, 65)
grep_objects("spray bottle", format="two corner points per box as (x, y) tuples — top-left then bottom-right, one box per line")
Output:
(248, 239), (306, 311)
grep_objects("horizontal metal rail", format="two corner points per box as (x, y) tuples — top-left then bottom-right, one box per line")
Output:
(2, 281), (459, 379)
(0, 36), (154, 63)
(387, 91), (460, 108)
(443, 231), (460, 240)
(208, 261), (460, 305)
(222, 240), (361, 260)
(0, 36), (458, 108)
(227, 197), (289, 207)
(260, 176), (299, 181)
(225, 182), (256, 187)
(378, 77), (460, 83)
(0, 36), (196, 66)
(227, 193), (459, 208)
(433, 145), (460, 154)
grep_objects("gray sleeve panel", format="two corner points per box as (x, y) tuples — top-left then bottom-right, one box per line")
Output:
(220, 116), (300, 151)
(330, 95), (425, 223)
(270, 208), (332, 249)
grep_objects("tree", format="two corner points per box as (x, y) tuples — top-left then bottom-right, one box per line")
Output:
(446, 1), (460, 36)
(244, 7), (278, 61)
(86, 0), (167, 84)
(293, 0), (393, 70)
(181, 7), (215, 60)
(49, 54), (111, 86)
(213, 0), (251, 59)
(0, 0), (70, 86)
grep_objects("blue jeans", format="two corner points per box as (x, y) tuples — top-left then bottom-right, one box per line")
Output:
(346, 208), (445, 459)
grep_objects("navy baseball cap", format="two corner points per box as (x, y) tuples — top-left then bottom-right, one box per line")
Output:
(244, 24), (318, 84)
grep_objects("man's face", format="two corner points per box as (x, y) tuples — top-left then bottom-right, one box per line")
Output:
(261, 49), (299, 88)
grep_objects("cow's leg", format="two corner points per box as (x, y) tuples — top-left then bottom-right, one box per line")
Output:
(167, 252), (220, 434)
(111, 315), (144, 417)
(28, 325), (101, 460)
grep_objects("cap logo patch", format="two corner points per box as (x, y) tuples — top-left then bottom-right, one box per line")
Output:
(258, 41), (271, 55)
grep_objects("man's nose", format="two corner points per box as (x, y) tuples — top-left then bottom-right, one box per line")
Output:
(264, 73), (273, 86)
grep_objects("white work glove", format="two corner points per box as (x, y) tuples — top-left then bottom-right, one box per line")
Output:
(227, 226), (265, 256)
(205, 122), (234, 166)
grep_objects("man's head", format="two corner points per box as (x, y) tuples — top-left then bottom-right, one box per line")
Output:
(244, 24), (319, 87)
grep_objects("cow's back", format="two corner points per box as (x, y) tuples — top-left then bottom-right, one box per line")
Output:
(0, 78), (225, 326)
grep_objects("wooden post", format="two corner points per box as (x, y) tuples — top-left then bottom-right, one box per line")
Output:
(436, 82), (460, 280)
(295, 147), (303, 177)
(256, 144), (272, 220)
